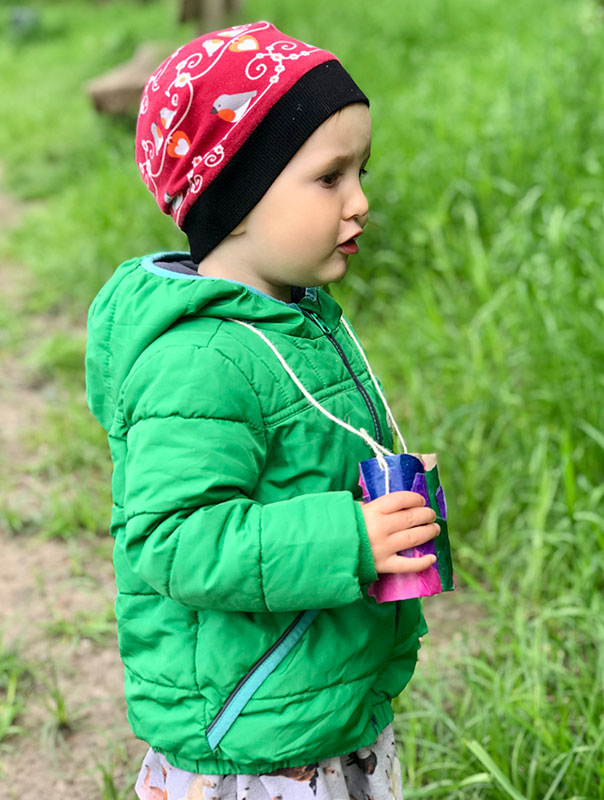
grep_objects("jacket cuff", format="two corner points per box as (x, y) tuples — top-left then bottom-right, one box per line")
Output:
(353, 501), (378, 586)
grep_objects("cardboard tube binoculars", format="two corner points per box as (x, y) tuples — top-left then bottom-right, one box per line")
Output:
(359, 453), (454, 602)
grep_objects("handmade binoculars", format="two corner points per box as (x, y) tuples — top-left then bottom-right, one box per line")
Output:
(359, 453), (454, 602)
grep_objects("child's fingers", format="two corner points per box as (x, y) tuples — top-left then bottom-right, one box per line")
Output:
(371, 490), (426, 514)
(383, 552), (437, 574)
(391, 522), (440, 551)
(383, 505), (436, 534)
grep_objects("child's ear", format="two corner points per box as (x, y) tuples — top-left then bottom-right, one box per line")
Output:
(231, 217), (248, 236)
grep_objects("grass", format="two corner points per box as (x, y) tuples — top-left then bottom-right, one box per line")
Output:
(96, 744), (143, 800)
(39, 663), (85, 751)
(0, 391), (113, 539)
(0, 637), (31, 749)
(44, 605), (115, 646)
(396, 579), (604, 797)
(0, 0), (603, 796)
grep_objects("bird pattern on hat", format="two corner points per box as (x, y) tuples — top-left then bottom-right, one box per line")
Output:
(136, 20), (339, 227)
(211, 91), (258, 123)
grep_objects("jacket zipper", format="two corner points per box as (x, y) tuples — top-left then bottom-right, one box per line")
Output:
(206, 610), (307, 741)
(300, 309), (383, 445)
(301, 309), (402, 636)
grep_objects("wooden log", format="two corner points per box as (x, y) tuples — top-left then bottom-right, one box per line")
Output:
(87, 0), (246, 116)
(86, 42), (174, 116)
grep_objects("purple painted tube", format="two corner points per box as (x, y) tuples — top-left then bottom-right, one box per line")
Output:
(359, 453), (454, 602)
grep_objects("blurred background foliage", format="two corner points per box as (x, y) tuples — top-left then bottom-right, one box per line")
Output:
(0, 0), (603, 797)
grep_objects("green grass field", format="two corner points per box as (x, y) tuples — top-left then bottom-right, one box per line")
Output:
(0, 0), (603, 797)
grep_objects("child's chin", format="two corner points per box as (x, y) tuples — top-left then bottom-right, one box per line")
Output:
(328, 261), (349, 283)
(291, 259), (348, 289)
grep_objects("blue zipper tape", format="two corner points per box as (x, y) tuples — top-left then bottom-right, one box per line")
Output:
(206, 608), (319, 751)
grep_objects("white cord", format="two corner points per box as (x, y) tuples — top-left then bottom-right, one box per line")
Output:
(227, 318), (394, 472)
(339, 316), (408, 455)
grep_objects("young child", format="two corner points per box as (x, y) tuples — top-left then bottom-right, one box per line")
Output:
(85, 20), (440, 800)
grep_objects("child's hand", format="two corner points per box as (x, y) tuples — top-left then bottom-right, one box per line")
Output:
(359, 491), (440, 574)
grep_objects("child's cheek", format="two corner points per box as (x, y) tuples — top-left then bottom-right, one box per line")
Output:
(269, 206), (306, 247)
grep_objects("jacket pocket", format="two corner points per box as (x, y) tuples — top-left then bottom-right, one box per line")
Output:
(206, 609), (318, 751)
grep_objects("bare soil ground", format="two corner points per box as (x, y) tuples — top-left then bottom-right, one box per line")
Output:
(0, 531), (146, 798)
(0, 322), (146, 797)
(0, 181), (146, 796)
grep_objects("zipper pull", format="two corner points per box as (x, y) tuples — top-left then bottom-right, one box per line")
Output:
(304, 310), (332, 335)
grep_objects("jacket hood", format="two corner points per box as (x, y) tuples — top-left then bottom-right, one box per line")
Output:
(85, 251), (343, 431)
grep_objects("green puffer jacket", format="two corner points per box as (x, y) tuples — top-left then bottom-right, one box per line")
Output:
(85, 251), (428, 773)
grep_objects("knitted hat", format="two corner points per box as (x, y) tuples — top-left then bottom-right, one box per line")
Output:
(135, 20), (369, 263)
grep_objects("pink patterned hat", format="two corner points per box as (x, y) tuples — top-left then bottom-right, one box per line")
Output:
(135, 20), (368, 262)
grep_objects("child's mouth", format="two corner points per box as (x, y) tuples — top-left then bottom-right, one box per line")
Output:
(337, 238), (359, 254)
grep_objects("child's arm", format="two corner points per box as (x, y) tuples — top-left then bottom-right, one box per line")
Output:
(120, 342), (378, 613)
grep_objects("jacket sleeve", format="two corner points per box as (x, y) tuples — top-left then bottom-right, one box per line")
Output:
(120, 342), (378, 613)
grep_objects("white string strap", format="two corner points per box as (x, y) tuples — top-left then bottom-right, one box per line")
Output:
(339, 316), (408, 455)
(227, 318), (394, 477)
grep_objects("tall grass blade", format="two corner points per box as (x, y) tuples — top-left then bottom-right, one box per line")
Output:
(464, 739), (529, 800)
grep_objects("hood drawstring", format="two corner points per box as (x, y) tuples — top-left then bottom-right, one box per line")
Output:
(227, 316), (407, 494)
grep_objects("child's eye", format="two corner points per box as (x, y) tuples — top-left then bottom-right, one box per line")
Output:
(320, 172), (340, 186)
(320, 168), (368, 187)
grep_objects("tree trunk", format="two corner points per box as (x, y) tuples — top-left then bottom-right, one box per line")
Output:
(179, 0), (243, 32)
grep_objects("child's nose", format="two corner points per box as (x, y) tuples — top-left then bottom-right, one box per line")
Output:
(343, 181), (369, 222)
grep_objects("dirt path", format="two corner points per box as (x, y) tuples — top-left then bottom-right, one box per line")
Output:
(0, 179), (146, 796)
(0, 344), (146, 798)
(0, 530), (145, 798)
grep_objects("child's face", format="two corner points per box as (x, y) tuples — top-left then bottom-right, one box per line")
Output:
(203, 102), (371, 302)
